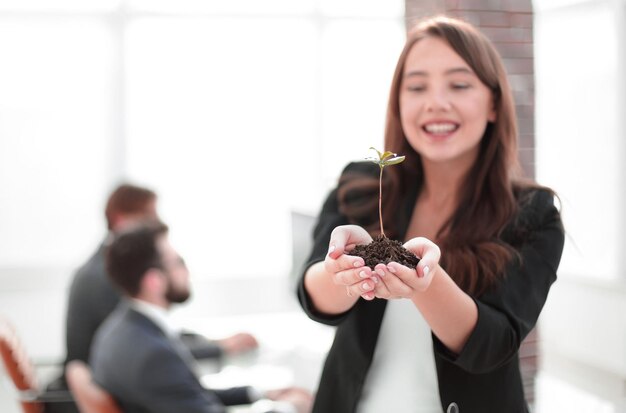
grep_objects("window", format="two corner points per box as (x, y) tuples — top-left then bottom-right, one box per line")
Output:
(0, 0), (404, 279)
(535, 2), (621, 280)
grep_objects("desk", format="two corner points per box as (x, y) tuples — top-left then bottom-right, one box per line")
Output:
(176, 311), (335, 394)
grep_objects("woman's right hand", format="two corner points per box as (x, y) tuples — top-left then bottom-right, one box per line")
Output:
(325, 225), (378, 299)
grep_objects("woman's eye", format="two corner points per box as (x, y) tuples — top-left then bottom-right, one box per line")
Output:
(451, 83), (470, 90)
(406, 85), (426, 92)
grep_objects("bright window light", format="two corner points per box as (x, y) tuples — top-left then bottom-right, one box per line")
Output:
(0, 1), (405, 280)
(0, 16), (115, 266)
(0, 0), (121, 12)
(127, 0), (315, 15)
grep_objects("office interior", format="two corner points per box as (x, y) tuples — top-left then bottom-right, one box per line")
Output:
(0, 0), (625, 412)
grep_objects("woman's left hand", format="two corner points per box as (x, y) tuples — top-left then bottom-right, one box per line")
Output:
(356, 237), (441, 300)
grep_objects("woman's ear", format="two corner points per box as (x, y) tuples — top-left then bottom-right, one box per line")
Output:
(488, 99), (497, 122)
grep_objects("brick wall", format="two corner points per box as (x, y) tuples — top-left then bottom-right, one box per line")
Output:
(404, 0), (538, 406)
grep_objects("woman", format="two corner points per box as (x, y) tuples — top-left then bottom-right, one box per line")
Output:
(297, 16), (564, 413)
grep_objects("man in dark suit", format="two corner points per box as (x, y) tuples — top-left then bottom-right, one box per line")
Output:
(46, 184), (257, 413)
(91, 221), (312, 413)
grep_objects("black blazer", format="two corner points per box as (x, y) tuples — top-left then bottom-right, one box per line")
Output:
(297, 162), (565, 413)
(91, 303), (253, 413)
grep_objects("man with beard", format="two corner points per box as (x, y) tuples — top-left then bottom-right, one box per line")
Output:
(47, 184), (258, 413)
(90, 221), (311, 413)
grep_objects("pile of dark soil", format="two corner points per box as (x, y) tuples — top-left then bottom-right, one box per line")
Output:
(348, 235), (419, 270)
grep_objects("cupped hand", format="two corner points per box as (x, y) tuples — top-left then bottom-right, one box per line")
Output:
(361, 236), (441, 300)
(325, 225), (379, 299)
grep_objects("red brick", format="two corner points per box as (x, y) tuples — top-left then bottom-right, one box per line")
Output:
(481, 26), (533, 43)
(454, 10), (514, 27)
(511, 12), (533, 28)
(518, 134), (536, 149)
(518, 339), (538, 357)
(493, 42), (534, 58)
(508, 74), (534, 92)
(517, 117), (535, 135)
(503, 0), (533, 13)
(456, 0), (504, 11)
(478, 11), (513, 27)
(515, 104), (534, 119)
(503, 57), (534, 75)
(449, 10), (482, 26)
(512, 88), (534, 106)
(518, 147), (536, 178)
(405, 1), (446, 21)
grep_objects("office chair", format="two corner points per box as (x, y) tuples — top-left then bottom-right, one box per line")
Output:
(65, 360), (122, 413)
(0, 316), (71, 413)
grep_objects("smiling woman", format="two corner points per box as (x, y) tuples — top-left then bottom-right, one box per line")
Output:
(299, 16), (564, 413)
(400, 37), (497, 167)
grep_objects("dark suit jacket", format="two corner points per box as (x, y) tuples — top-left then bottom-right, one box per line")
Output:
(48, 241), (225, 413)
(65, 243), (120, 367)
(45, 243), (121, 413)
(64, 241), (223, 368)
(46, 241), (223, 413)
(297, 162), (565, 413)
(91, 304), (253, 413)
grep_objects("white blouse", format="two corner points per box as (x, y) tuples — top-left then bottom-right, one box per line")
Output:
(357, 299), (442, 413)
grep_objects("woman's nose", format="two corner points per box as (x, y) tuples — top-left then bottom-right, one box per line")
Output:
(424, 89), (451, 112)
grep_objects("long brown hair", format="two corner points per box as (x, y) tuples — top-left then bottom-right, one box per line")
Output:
(340, 16), (525, 296)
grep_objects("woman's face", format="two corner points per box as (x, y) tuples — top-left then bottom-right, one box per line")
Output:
(399, 36), (496, 168)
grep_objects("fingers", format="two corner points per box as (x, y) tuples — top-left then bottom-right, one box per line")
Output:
(368, 265), (392, 299)
(403, 237), (441, 278)
(386, 261), (436, 293)
(346, 275), (379, 300)
(324, 225), (376, 289)
(325, 230), (442, 301)
(327, 225), (372, 260)
(348, 263), (410, 300)
(374, 263), (413, 298)
(324, 252), (364, 275)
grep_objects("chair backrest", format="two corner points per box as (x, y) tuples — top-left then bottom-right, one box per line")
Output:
(65, 360), (122, 413)
(0, 316), (43, 413)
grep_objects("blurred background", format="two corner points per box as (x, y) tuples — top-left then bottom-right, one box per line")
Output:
(0, 0), (624, 412)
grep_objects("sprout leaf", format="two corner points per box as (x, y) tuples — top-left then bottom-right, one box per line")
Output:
(381, 155), (405, 166)
(366, 147), (406, 237)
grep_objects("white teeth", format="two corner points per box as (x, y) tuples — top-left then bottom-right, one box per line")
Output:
(424, 123), (457, 134)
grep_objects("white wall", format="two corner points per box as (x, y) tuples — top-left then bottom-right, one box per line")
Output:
(534, 0), (625, 281)
(534, 0), (626, 408)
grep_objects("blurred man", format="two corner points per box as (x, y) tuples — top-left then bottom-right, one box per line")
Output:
(92, 221), (312, 413)
(47, 184), (256, 413)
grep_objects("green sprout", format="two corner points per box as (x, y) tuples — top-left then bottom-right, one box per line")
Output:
(367, 147), (405, 237)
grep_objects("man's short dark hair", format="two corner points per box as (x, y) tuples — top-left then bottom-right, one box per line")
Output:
(104, 184), (157, 230)
(106, 221), (168, 296)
